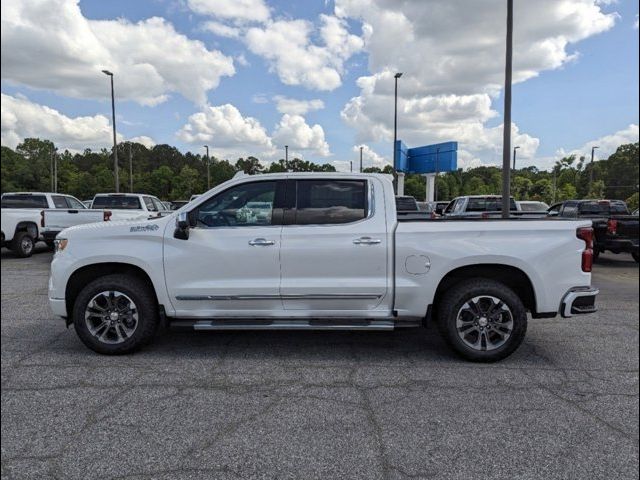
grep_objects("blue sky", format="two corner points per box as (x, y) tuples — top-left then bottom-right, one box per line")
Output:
(1, 0), (638, 171)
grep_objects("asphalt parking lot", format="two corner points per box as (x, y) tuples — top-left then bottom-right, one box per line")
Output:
(1, 246), (638, 480)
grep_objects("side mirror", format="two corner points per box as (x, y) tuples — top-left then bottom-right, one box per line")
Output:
(548, 211), (559, 217)
(174, 212), (190, 240)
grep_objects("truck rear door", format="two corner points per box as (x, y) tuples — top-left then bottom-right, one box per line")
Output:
(279, 178), (390, 314)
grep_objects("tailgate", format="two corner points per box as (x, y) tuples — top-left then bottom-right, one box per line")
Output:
(42, 209), (107, 230)
(611, 216), (639, 240)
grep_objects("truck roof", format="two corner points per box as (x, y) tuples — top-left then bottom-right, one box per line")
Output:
(232, 172), (394, 181)
(1, 192), (72, 196)
(93, 193), (155, 197)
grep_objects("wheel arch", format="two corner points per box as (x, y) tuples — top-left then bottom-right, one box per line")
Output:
(14, 221), (39, 239)
(431, 264), (537, 320)
(65, 262), (158, 324)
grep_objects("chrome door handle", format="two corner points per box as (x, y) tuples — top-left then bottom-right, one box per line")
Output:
(353, 236), (381, 245)
(248, 238), (275, 246)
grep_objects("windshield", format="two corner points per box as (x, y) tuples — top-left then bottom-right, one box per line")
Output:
(92, 196), (142, 210)
(1, 194), (48, 208)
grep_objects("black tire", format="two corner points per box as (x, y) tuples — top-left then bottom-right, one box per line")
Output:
(437, 278), (528, 362)
(593, 248), (600, 263)
(72, 274), (159, 354)
(45, 240), (55, 250)
(11, 231), (35, 258)
(632, 253), (639, 263)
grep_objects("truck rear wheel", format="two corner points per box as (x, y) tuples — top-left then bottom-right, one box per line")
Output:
(437, 279), (527, 362)
(11, 231), (35, 258)
(72, 274), (159, 354)
(632, 253), (639, 263)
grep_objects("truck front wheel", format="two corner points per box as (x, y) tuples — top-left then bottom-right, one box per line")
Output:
(11, 231), (35, 258)
(437, 279), (528, 362)
(72, 274), (159, 354)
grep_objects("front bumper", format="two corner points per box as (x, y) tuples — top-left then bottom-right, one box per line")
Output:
(49, 297), (67, 318)
(42, 230), (61, 242)
(560, 287), (599, 318)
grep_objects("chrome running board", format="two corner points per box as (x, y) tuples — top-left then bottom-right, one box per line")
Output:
(190, 319), (395, 331)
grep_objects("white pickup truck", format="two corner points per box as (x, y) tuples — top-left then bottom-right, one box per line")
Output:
(1, 192), (86, 257)
(48, 173), (599, 362)
(90, 193), (170, 220)
(41, 193), (171, 242)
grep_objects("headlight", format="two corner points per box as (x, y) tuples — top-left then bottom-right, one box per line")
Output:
(54, 238), (68, 253)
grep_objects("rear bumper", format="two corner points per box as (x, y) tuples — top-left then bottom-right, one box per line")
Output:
(601, 238), (639, 254)
(560, 287), (599, 318)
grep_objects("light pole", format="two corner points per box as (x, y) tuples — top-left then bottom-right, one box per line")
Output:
(102, 70), (119, 192)
(393, 72), (403, 169)
(589, 145), (599, 191)
(50, 149), (54, 192)
(501, 0), (514, 218)
(512, 145), (520, 193)
(285, 145), (289, 164)
(512, 146), (520, 171)
(393, 72), (403, 194)
(434, 148), (440, 201)
(350, 161), (353, 172)
(203, 145), (210, 190)
(128, 143), (133, 192)
(360, 146), (364, 173)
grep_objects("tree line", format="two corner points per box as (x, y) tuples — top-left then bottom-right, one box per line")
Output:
(1, 138), (638, 209)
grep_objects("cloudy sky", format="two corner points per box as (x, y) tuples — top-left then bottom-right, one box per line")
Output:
(1, 0), (638, 171)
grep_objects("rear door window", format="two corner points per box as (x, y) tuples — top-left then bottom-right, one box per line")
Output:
(294, 180), (366, 225)
(51, 195), (69, 208)
(0, 194), (48, 208)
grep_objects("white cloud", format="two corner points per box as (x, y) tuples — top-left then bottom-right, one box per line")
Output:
(176, 104), (274, 158)
(1, 0), (235, 106)
(353, 144), (388, 169)
(1, 93), (123, 150)
(187, 0), (270, 23)
(203, 21), (241, 38)
(557, 123), (639, 160)
(245, 15), (363, 91)
(129, 136), (156, 149)
(272, 114), (331, 157)
(336, 0), (617, 167)
(273, 96), (325, 115)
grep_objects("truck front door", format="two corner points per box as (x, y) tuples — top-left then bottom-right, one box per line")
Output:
(164, 179), (285, 317)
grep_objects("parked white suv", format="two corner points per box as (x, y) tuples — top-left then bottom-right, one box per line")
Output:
(49, 173), (598, 361)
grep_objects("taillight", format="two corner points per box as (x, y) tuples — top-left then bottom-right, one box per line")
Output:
(103, 210), (112, 222)
(577, 227), (594, 272)
(40, 210), (45, 227)
(607, 219), (617, 235)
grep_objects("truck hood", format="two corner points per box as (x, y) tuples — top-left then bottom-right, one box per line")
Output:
(59, 214), (175, 240)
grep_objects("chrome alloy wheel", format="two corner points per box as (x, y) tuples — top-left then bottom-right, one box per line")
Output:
(21, 237), (33, 255)
(84, 291), (139, 344)
(456, 295), (514, 351)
